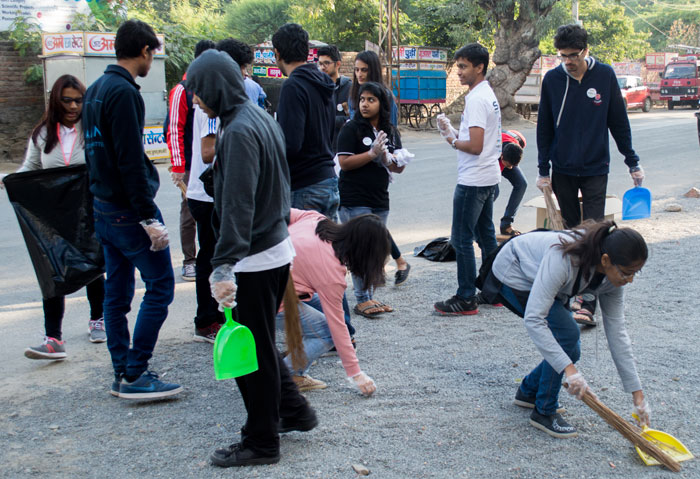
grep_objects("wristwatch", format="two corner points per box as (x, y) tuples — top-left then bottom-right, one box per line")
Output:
(451, 138), (458, 150)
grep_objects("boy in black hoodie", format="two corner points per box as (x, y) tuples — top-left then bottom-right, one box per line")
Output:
(84, 19), (182, 400)
(186, 50), (317, 468)
(273, 23), (339, 219)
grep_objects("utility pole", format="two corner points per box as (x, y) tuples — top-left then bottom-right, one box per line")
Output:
(572, 0), (581, 25)
(378, 0), (401, 118)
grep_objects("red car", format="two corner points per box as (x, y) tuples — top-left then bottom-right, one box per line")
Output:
(618, 75), (653, 112)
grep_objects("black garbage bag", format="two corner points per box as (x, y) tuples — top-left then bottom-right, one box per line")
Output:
(413, 236), (456, 262)
(4, 164), (104, 299)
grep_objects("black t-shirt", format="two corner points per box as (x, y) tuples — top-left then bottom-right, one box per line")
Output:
(337, 119), (402, 209)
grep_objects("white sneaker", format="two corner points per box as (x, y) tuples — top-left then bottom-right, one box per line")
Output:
(181, 264), (196, 281)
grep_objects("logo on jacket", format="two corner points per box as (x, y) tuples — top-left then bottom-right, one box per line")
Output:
(593, 93), (602, 105)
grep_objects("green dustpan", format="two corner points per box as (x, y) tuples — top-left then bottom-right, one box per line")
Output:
(213, 306), (258, 380)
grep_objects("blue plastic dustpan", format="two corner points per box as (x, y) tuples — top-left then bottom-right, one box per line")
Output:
(622, 186), (651, 220)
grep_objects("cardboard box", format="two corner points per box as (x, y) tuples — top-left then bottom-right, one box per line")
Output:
(524, 194), (622, 229)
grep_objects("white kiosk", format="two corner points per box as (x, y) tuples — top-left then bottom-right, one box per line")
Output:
(40, 31), (170, 162)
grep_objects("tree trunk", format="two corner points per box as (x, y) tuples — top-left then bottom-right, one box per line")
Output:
(479, 0), (559, 120)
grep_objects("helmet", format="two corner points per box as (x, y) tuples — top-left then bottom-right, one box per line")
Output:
(505, 129), (526, 149)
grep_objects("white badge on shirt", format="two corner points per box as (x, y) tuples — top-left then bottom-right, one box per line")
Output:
(362, 137), (372, 146)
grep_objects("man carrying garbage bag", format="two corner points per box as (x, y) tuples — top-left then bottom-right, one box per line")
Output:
(186, 49), (317, 468)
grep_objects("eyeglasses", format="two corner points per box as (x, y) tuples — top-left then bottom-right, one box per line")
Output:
(613, 263), (642, 281)
(557, 50), (585, 61)
(61, 96), (83, 105)
(318, 61), (334, 67)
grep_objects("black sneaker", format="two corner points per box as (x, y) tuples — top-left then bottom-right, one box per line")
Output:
(434, 295), (478, 315)
(394, 263), (411, 286)
(513, 388), (565, 414)
(279, 407), (319, 434)
(529, 409), (577, 438)
(210, 443), (280, 467)
(475, 293), (504, 308)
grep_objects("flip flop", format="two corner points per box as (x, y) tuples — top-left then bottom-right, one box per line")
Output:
(353, 301), (384, 319)
(371, 299), (394, 313)
(573, 308), (597, 326)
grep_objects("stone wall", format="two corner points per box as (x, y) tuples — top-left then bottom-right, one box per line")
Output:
(0, 41), (44, 164)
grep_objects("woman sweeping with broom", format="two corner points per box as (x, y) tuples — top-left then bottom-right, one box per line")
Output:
(484, 220), (651, 438)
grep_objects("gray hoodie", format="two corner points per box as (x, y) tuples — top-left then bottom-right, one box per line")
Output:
(186, 50), (290, 267)
(492, 230), (642, 393)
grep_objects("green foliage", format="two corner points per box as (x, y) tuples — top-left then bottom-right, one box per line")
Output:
(23, 64), (44, 85)
(7, 15), (42, 57)
(224, 0), (292, 45)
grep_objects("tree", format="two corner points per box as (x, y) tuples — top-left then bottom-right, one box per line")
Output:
(224, 0), (291, 45)
(669, 19), (700, 48)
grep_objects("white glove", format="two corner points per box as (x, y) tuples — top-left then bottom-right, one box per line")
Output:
(565, 372), (589, 400)
(536, 175), (552, 191)
(633, 398), (651, 427)
(347, 371), (376, 397)
(436, 114), (458, 139)
(367, 130), (387, 159)
(392, 148), (415, 168)
(209, 263), (237, 307)
(139, 219), (169, 252)
(380, 151), (394, 167)
(629, 166), (644, 187)
(170, 171), (185, 185)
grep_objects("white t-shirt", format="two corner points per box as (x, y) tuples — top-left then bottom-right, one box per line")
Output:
(233, 237), (296, 273)
(187, 106), (218, 202)
(457, 81), (502, 187)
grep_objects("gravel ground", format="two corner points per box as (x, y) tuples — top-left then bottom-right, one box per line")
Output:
(1, 193), (700, 478)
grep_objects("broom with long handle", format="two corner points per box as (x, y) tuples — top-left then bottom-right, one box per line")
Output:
(564, 384), (681, 472)
(540, 184), (565, 230)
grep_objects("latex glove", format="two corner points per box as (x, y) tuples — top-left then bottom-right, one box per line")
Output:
(367, 130), (387, 159)
(436, 114), (458, 139)
(380, 151), (394, 167)
(565, 372), (589, 400)
(536, 175), (552, 191)
(633, 398), (651, 427)
(209, 263), (237, 307)
(170, 171), (185, 185)
(139, 219), (169, 252)
(629, 166), (644, 187)
(347, 371), (376, 397)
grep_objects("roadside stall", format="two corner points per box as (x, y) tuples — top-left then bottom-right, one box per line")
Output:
(514, 55), (560, 120)
(40, 31), (170, 162)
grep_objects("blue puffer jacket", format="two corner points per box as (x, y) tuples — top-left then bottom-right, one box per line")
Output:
(537, 57), (640, 177)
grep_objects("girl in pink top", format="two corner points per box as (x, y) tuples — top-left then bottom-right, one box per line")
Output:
(276, 208), (390, 396)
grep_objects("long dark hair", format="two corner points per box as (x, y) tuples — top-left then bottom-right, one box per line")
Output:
(354, 82), (393, 137)
(350, 50), (383, 110)
(31, 75), (85, 154)
(558, 220), (648, 281)
(316, 215), (390, 289)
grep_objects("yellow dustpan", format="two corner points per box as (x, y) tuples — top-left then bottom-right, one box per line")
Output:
(633, 414), (694, 466)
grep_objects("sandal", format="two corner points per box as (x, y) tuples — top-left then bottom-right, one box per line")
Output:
(353, 301), (384, 319)
(573, 308), (597, 326)
(500, 225), (521, 237)
(371, 299), (394, 313)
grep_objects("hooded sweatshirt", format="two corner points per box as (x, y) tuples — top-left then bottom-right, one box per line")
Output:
(186, 50), (290, 267)
(276, 63), (336, 190)
(537, 58), (640, 178)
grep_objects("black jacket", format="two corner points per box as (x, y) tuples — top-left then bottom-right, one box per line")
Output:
(332, 75), (352, 152)
(276, 63), (336, 190)
(83, 65), (159, 220)
(186, 50), (290, 268)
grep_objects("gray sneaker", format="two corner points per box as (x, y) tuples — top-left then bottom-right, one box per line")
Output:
(89, 319), (107, 343)
(181, 264), (196, 281)
(24, 337), (67, 360)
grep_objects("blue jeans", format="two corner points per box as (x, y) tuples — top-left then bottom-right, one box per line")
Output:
(451, 184), (498, 299)
(499, 284), (581, 415)
(93, 199), (175, 380)
(290, 176), (340, 221)
(338, 206), (390, 304)
(276, 294), (333, 375)
(498, 166), (528, 228)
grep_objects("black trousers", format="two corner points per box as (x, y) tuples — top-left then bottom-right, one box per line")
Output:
(234, 264), (310, 456)
(43, 276), (105, 340)
(551, 172), (608, 228)
(187, 198), (224, 329)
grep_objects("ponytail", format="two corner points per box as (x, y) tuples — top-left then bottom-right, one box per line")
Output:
(558, 220), (648, 280)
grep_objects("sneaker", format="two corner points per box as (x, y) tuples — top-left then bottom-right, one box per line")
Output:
(111, 375), (122, 397)
(320, 337), (357, 357)
(24, 337), (67, 360)
(292, 374), (328, 392)
(88, 318), (107, 343)
(181, 264), (196, 282)
(513, 388), (565, 414)
(210, 442), (280, 468)
(194, 323), (222, 344)
(118, 371), (183, 400)
(434, 295), (478, 315)
(475, 293), (503, 308)
(394, 263), (411, 286)
(529, 409), (577, 438)
(279, 407), (319, 433)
